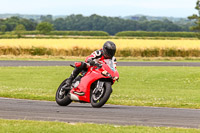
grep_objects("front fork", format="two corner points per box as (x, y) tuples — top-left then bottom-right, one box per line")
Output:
(92, 81), (104, 101)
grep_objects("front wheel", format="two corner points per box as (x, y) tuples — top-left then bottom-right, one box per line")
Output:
(55, 79), (72, 106)
(91, 82), (112, 108)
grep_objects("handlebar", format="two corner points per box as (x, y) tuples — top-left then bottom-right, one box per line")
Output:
(70, 62), (102, 69)
(86, 62), (102, 69)
(70, 64), (75, 68)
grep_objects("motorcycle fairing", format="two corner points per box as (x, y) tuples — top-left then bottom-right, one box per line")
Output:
(70, 60), (119, 103)
(70, 69), (106, 103)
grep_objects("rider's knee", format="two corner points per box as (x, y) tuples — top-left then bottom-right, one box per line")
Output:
(75, 62), (87, 70)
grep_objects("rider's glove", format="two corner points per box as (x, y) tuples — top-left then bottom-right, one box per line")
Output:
(87, 58), (96, 66)
(89, 60), (95, 66)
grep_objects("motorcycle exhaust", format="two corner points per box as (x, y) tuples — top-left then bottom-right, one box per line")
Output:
(69, 93), (80, 101)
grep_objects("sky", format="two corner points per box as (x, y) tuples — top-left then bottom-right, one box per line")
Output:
(0, 0), (198, 18)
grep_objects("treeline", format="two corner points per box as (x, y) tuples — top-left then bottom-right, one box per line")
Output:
(0, 14), (194, 35)
(53, 14), (192, 35)
(20, 31), (109, 36)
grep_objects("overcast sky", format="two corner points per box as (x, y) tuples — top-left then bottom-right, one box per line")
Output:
(0, 0), (198, 17)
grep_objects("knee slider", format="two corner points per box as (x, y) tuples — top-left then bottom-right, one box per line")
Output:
(75, 62), (86, 70)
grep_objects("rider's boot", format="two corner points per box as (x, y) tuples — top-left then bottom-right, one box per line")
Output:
(65, 74), (74, 87)
(65, 62), (86, 89)
(65, 67), (80, 87)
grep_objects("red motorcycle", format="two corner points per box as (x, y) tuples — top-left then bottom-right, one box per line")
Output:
(55, 59), (119, 108)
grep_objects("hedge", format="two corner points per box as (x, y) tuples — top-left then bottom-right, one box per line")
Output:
(1, 31), (199, 38)
(115, 31), (197, 38)
(21, 31), (109, 36)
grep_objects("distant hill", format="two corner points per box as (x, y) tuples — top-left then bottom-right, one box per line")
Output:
(123, 14), (188, 22)
(0, 13), (190, 21)
(123, 15), (193, 25)
(0, 13), (66, 20)
(0, 13), (41, 19)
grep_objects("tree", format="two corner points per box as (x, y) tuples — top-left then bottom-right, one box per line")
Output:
(0, 17), (37, 31)
(0, 25), (7, 33)
(188, 0), (200, 38)
(139, 16), (148, 21)
(36, 22), (53, 34)
(53, 18), (66, 30)
(40, 15), (53, 23)
(14, 24), (26, 38)
(15, 24), (26, 31)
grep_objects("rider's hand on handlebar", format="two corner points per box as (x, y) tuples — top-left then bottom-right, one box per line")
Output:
(87, 59), (102, 68)
(87, 59), (95, 66)
(89, 60), (95, 66)
(94, 63), (102, 68)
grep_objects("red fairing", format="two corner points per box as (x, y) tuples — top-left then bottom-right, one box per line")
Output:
(113, 70), (119, 83)
(72, 69), (106, 102)
(115, 70), (119, 78)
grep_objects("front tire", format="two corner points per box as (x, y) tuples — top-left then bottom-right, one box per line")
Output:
(91, 82), (112, 108)
(56, 79), (72, 106)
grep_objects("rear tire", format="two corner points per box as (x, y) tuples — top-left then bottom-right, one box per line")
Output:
(55, 79), (72, 106)
(91, 82), (112, 108)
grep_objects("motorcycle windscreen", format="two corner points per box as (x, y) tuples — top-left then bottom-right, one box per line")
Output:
(104, 59), (116, 72)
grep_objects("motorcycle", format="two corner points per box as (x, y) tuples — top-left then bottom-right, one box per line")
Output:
(55, 59), (119, 108)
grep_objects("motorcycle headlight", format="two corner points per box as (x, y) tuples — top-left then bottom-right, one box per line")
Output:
(113, 77), (119, 81)
(101, 70), (112, 77)
(101, 70), (108, 76)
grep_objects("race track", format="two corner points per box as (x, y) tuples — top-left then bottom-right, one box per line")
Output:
(0, 97), (200, 128)
(1, 60), (200, 128)
(0, 60), (200, 67)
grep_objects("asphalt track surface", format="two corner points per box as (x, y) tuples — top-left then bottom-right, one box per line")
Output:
(1, 60), (200, 67)
(0, 97), (200, 128)
(1, 61), (200, 128)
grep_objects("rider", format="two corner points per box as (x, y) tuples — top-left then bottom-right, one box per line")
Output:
(65, 41), (117, 87)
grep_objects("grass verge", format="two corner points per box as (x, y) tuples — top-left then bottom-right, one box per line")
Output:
(1, 55), (200, 62)
(0, 119), (200, 133)
(0, 66), (200, 109)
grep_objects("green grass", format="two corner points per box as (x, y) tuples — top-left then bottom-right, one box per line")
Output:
(0, 119), (199, 133)
(0, 66), (200, 109)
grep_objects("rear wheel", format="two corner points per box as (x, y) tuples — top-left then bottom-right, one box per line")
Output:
(91, 82), (112, 108)
(55, 79), (72, 106)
